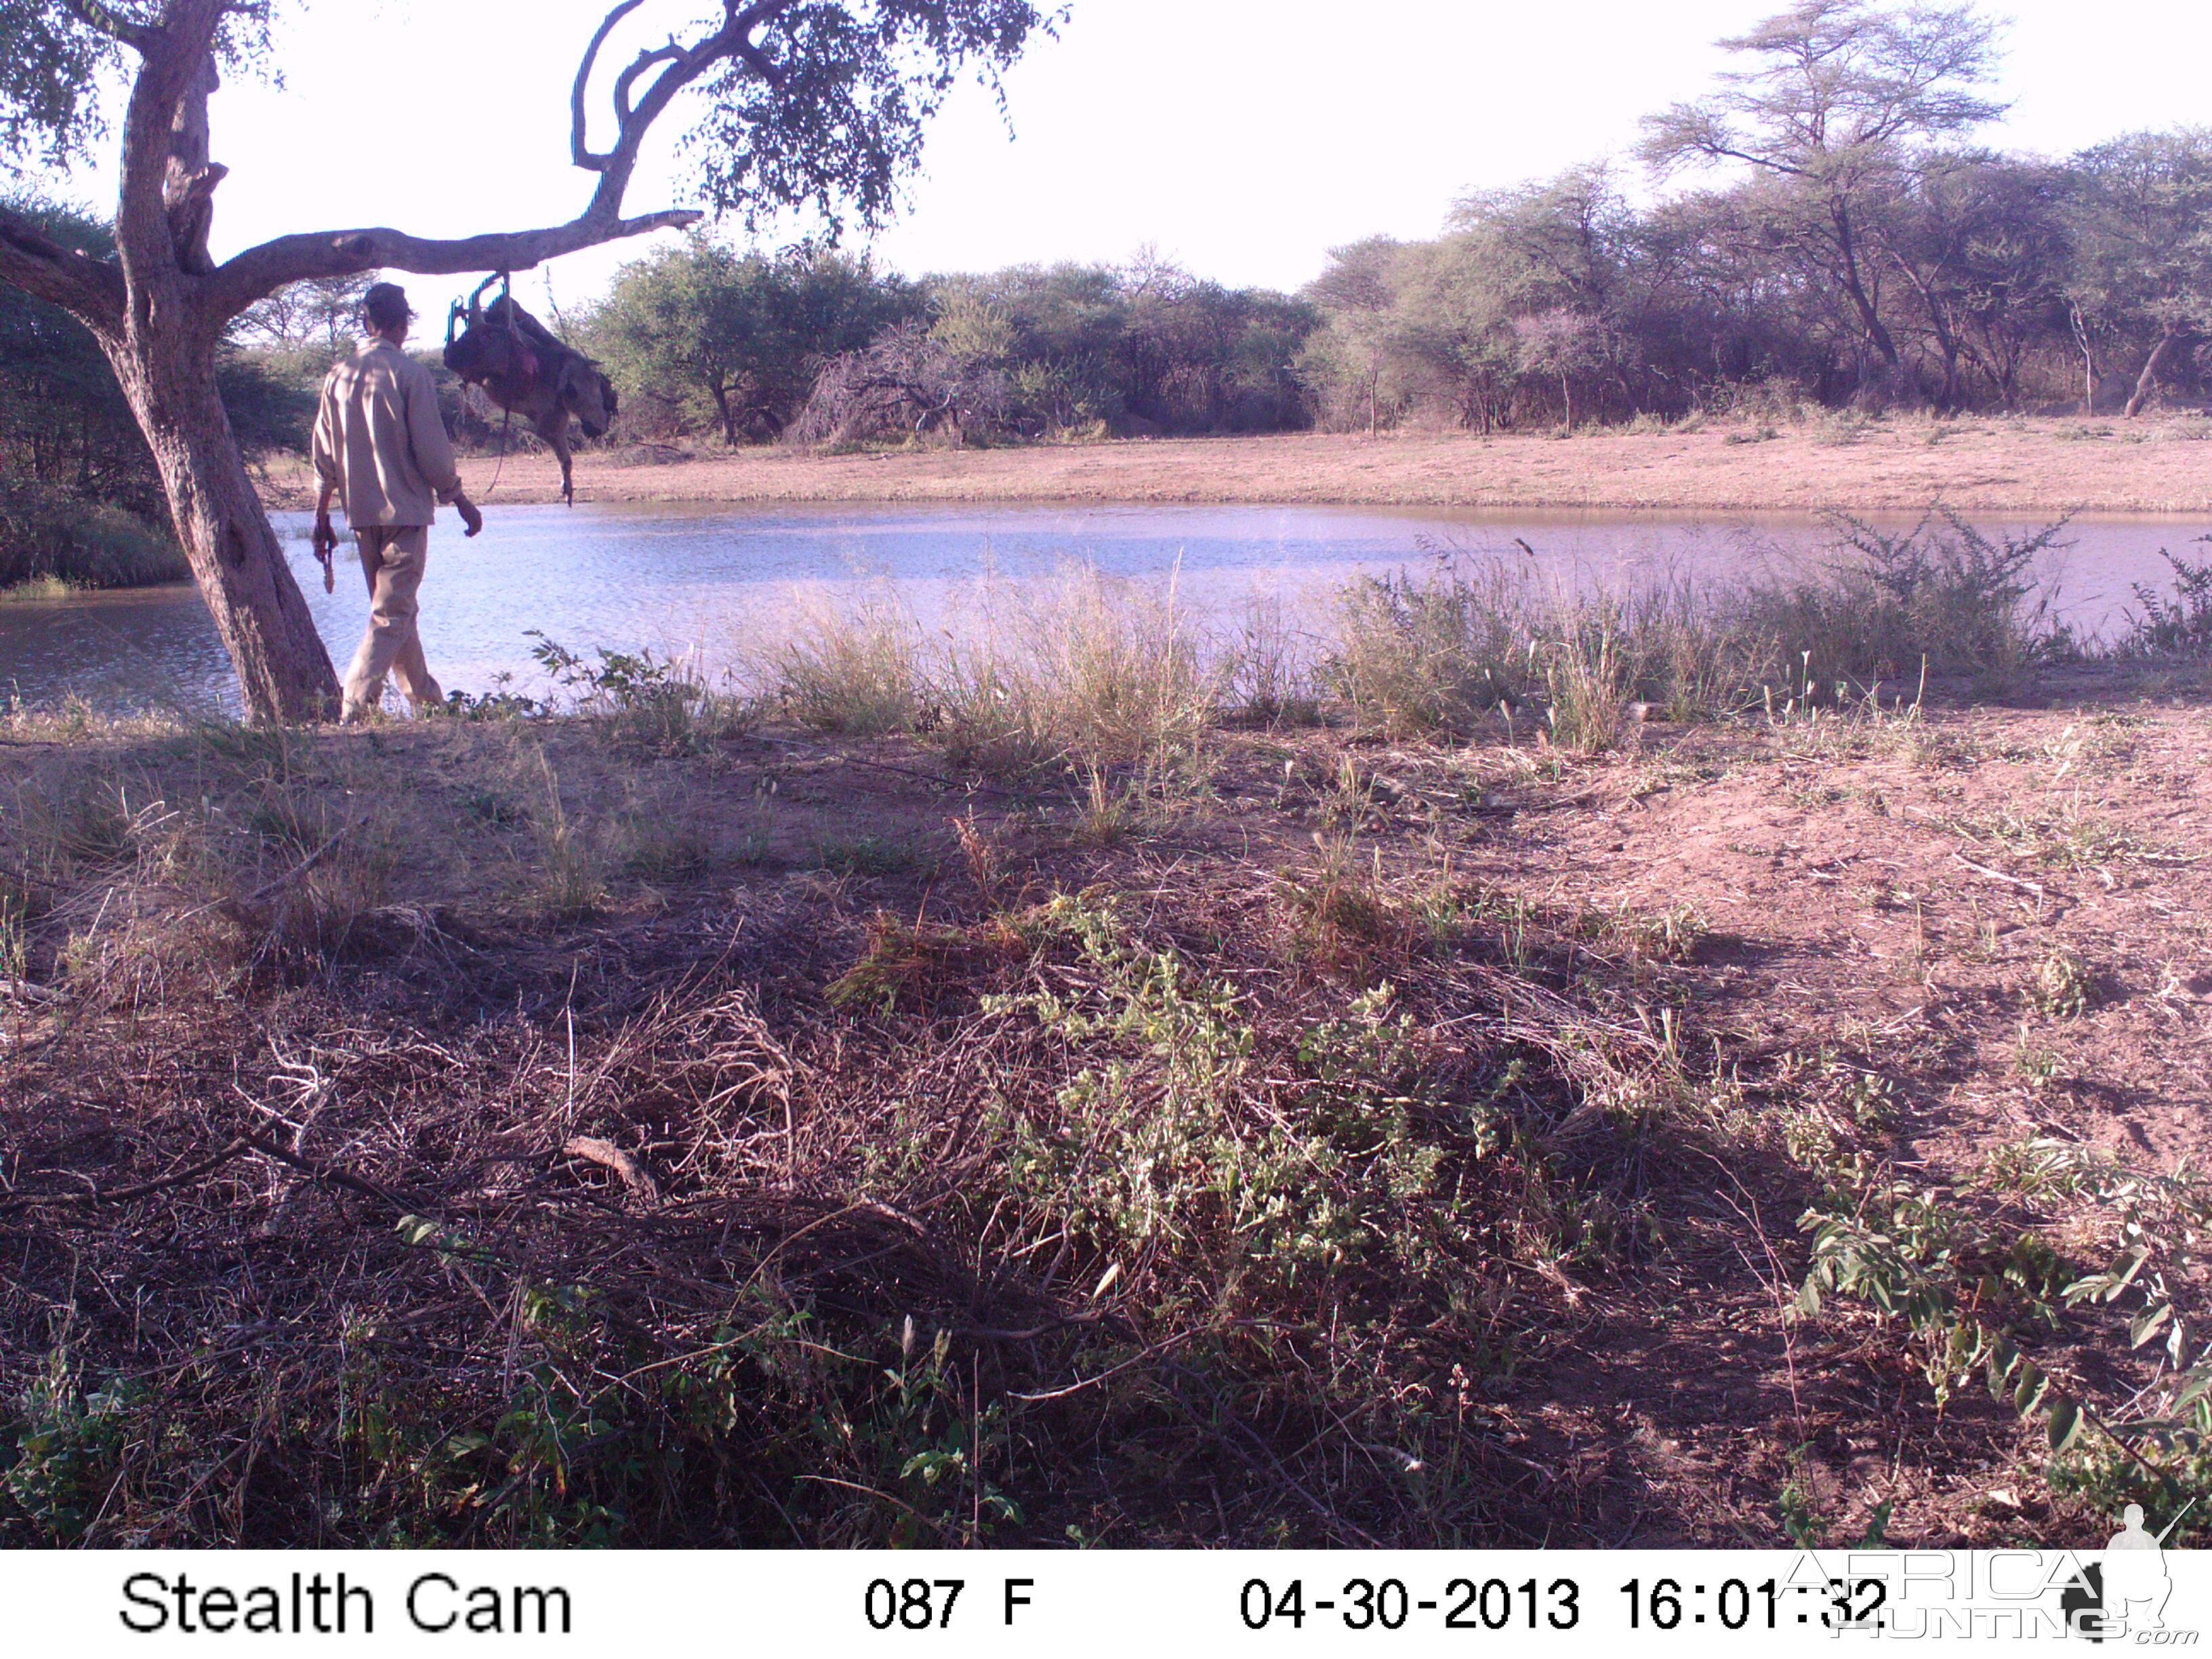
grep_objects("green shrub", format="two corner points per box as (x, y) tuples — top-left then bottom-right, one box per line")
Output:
(2117, 542), (2212, 659)
(525, 632), (750, 752)
(0, 479), (186, 591)
(1742, 512), (2076, 688)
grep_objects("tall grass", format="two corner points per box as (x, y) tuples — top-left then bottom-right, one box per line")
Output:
(765, 590), (927, 737)
(747, 516), (2091, 767)
(1325, 514), (2089, 746)
(941, 565), (1217, 773)
(1221, 590), (1324, 728)
(1326, 553), (1770, 749)
(764, 565), (1219, 776)
(1328, 556), (1534, 738)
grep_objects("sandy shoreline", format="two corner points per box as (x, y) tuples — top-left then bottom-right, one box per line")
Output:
(260, 415), (2212, 516)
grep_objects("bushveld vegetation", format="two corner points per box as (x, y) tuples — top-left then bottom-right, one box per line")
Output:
(572, 99), (2212, 452)
(22, 0), (2212, 576)
(0, 195), (315, 592)
(763, 512), (2135, 762)
(585, 0), (2212, 445)
(4, 524), (2212, 1547)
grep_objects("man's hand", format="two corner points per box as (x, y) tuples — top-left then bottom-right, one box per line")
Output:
(310, 512), (338, 592)
(455, 494), (484, 538)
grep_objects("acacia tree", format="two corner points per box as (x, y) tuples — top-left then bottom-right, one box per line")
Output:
(592, 236), (915, 443)
(232, 270), (378, 351)
(0, 0), (1052, 720)
(2063, 130), (2212, 417)
(1861, 150), (2070, 411)
(1303, 237), (1402, 435)
(1640, 0), (2005, 396)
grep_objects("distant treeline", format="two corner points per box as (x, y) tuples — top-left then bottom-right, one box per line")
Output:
(581, 242), (1317, 447)
(7, 0), (2212, 569)
(578, 1), (2212, 442)
(1305, 128), (2212, 432)
(577, 121), (2212, 448)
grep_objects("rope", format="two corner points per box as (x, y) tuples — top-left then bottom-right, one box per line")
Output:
(482, 395), (517, 499)
(476, 271), (518, 499)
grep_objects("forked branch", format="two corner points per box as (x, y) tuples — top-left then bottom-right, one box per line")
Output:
(570, 0), (651, 168)
(567, 0), (799, 222)
(205, 0), (825, 318)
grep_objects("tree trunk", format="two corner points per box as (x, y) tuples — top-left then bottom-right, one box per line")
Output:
(101, 327), (339, 722)
(2125, 323), (2189, 419)
(1918, 291), (1961, 411)
(0, 0), (705, 723)
(2070, 305), (2098, 416)
(1877, 234), (1965, 412)
(99, 21), (338, 722)
(1830, 205), (1901, 376)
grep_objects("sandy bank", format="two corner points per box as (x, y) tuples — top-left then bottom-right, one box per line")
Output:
(260, 415), (2212, 516)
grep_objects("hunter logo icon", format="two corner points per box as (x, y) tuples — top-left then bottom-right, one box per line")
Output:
(2059, 1500), (2195, 1640)
(2105, 1504), (2172, 1634)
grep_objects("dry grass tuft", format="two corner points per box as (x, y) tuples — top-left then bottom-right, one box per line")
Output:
(938, 565), (1221, 775)
(766, 589), (927, 737)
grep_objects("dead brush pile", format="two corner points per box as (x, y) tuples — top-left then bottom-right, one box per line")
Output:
(0, 760), (1746, 1547)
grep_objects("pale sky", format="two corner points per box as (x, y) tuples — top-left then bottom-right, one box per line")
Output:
(35, 0), (2212, 315)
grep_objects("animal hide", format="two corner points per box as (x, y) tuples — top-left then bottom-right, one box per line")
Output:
(443, 294), (618, 504)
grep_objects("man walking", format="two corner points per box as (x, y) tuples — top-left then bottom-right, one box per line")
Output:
(311, 281), (483, 722)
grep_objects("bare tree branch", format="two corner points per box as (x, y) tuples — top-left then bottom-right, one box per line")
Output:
(570, 0), (648, 169)
(577, 0), (800, 222)
(733, 37), (784, 89)
(1696, 140), (1813, 182)
(611, 43), (687, 135)
(203, 207), (703, 319)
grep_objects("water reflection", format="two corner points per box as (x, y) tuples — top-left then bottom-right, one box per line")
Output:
(1, 500), (2201, 714)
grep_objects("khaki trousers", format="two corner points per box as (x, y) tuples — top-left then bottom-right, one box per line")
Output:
(340, 525), (443, 720)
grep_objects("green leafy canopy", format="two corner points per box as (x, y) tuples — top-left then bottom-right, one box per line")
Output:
(0, 7), (119, 170)
(682, 0), (1061, 237)
(2, 1), (1058, 239)
(0, 1), (278, 176)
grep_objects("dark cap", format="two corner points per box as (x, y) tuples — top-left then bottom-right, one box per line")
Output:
(361, 281), (413, 327)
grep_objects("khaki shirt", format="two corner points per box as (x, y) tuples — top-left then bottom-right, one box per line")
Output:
(311, 337), (462, 527)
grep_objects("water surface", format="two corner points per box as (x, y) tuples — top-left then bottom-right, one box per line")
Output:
(2, 501), (2202, 714)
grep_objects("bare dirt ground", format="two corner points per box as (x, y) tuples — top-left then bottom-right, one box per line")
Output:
(4, 665), (2210, 1545)
(1451, 678), (2212, 1542)
(261, 415), (2212, 515)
